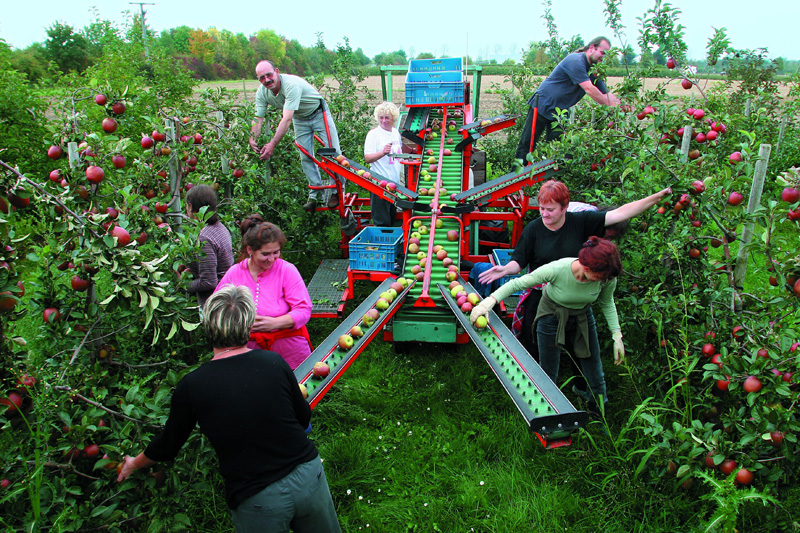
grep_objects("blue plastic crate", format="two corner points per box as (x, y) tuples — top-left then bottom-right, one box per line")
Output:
(405, 58), (464, 106)
(408, 57), (463, 73)
(406, 71), (464, 84)
(405, 81), (464, 106)
(349, 227), (404, 271)
(493, 249), (523, 295)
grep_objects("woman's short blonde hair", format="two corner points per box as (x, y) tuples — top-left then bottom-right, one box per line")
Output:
(203, 285), (256, 348)
(374, 101), (399, 124)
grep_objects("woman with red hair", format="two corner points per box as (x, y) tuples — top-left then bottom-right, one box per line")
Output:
(478, 180), (670, 360)
(471, 236), (624, 414)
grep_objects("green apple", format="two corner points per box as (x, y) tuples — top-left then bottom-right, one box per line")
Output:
(475, 316), (488, 329)
(450, 285), (464, 297)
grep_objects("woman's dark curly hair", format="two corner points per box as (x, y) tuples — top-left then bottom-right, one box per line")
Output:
(237, 214), (286, 261)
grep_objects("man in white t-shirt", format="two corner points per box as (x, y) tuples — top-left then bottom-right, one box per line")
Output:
(249, 60), (342, 212)
(364, 102), (403, 227)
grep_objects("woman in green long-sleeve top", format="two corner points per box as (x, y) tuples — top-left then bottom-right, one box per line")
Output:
(470, 236), (624, 414)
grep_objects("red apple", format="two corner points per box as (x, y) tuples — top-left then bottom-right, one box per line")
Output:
(111, 226), (131, 246)
(0, 391), (23, 412)
(85, 166), (104, 184)
(43, 308), (61, 323)
(111, 101), (126, 115)
(681, 79), (693, 90)
(735, 468), (753, 486)
(95, 94), (107, 105)
(782, 188), (800, 203)
(720, 459), (737, 475)
(727, 192), (744, 206)
(155, 202), (168, 214)
(47, 145), (64, 160)
(312, 362), (330, 378)
(71, 276), (90, 292)
(111, 155), (126, 169)
(349, 325), (364, 338)
(102, 118), (118, 133)
(729, 152), (742, 164)
(446, 230), (458, 242)
(667, 58), (676, 69)
(743, 376), (762, 393)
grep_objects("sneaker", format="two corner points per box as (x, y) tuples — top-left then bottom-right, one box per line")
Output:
(572, 384), (592, 403)
(302, 199), (318, 212)
(327, 194), (340, 209)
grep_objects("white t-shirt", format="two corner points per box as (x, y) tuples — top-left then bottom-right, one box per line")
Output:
(364, 126), (403, 184)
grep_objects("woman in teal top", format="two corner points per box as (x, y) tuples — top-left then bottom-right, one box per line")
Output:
(470, 236), (625, 414)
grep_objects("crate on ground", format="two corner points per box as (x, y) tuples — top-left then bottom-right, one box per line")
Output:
(405, 57), (464, 106)
(349, 227), (404, 271)
(493, 249), (523, 295)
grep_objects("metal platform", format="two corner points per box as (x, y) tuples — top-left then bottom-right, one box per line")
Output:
(308, 259), (350, 318)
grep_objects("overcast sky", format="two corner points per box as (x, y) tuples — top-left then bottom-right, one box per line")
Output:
(2, 0), (796, 62)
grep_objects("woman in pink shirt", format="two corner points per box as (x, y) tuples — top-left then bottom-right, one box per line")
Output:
(216, 215), (312, 369)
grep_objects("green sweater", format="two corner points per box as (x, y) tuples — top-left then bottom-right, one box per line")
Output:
(491, 257), (620, 333)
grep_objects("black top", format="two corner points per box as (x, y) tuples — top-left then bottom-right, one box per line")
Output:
(144, 349), (317, 509)
(511, 211), (606, 272)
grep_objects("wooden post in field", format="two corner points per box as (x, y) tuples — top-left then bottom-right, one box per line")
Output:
(590, 109), (595, 126)
(776, 113), (788, 156)
(680, 125), (693, 162)
(569, 107), (576, 124)
(745, 98), (752, 118)
(67, 142), (80, 170)
(165, 118), (183, 231)
(242, 79), (249, 102)
(217, 111), (233, 199)
(733, 143), (771, 311)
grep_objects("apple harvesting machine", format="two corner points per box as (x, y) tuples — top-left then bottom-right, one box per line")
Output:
(296, 58), (588, 448)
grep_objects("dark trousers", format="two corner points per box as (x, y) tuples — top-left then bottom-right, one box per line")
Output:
(522, 290), (587, 393)
(514, 106), (563, 161)
(371, 193), (397, 227)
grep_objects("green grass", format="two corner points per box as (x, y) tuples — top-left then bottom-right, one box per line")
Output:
(306, 333), (701, 532)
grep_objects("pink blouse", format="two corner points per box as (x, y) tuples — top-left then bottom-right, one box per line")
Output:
(216, 258), (312, 369)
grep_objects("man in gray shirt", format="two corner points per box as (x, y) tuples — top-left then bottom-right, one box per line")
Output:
(513, 37), (622, 172)
(249, 60), (342, 212)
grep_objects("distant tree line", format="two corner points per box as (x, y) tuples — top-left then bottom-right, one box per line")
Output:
(3, 13), (797, 84)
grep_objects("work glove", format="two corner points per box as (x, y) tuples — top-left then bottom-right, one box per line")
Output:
(469, 296), (496, 324)
(612, 331), (625, 365)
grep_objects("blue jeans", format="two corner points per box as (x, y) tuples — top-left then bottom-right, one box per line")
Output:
(293, 103), (342, 201)
(231, 457), (341, 533)
(536, 309), (608, 406)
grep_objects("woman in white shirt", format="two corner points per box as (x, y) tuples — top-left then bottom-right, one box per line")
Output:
(364, 101), (403, 227)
